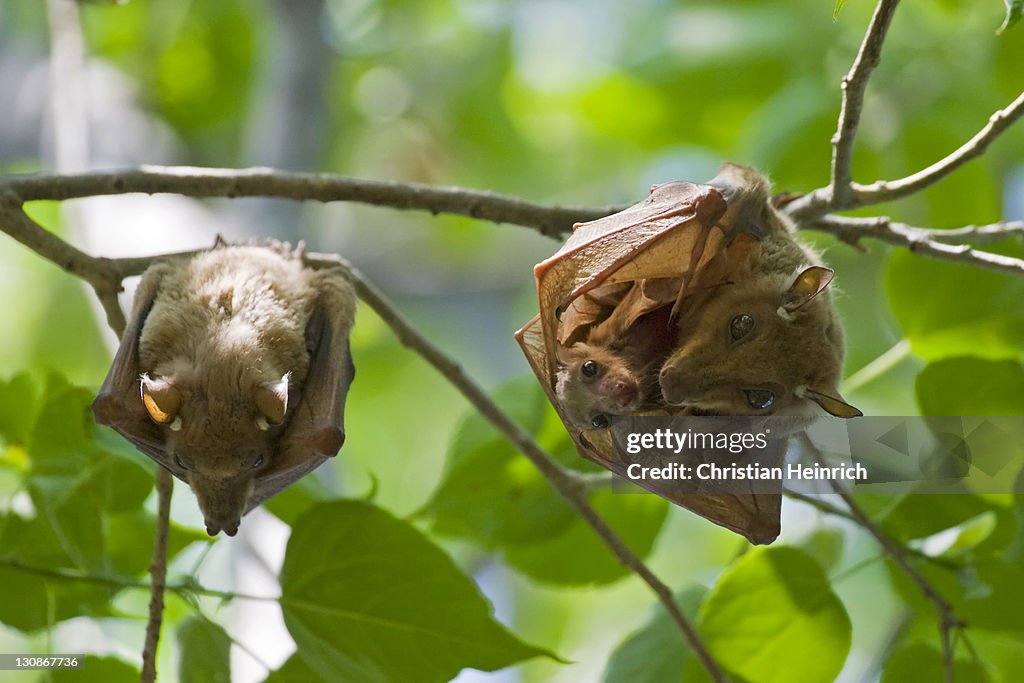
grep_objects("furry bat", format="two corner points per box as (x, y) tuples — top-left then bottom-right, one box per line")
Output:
(92, 244), (356, 536)
(516, 168), (785, 543)
(554, 293), (676, 431)
(659, 164), (861, 420)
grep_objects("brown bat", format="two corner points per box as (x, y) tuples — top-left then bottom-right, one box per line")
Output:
(554, 283), (679, 431)
(516, 164), (858, 544)
(659, 164), (861, 420)
(92, 243), (356, 536)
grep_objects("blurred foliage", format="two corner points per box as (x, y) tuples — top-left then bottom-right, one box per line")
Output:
(1, 0), (1023, 681)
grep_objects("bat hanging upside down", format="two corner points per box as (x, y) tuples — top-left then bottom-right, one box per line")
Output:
(92, 243), (357, 536)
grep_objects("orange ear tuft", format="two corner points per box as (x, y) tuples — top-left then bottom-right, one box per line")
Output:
(140, 374), (181, 424)
(802, 387), (862, 418)
(782, 266), (834, 313)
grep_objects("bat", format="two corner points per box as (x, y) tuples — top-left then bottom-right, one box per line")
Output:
(553, 284), (679, 431)
(516, 164), (859, 544)
(92, 243), (356, 536)
(659, 164), (861, 420)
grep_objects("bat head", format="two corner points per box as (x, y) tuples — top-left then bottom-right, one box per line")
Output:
(140, 371), (291, 536)
(659, 266), (861, 419)
(555, 342), (648, 431)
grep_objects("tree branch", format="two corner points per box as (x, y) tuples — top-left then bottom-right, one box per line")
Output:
(306, 253), (730, 683)
(798, 434), (962, 683)
(1, 166), (611, 239)
(830, 0), (901, 207)
(141, 467), (173, 683)
(809, 215), (1024, 276)
(0, 193), (128, 327)
(790, 88), (1024, 220)
(853, 89), (1024, 206)
(0, 198), (730, 682)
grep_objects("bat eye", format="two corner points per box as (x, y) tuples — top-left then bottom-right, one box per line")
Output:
(744, 389), (775, 410)
(251, 454), (264, 469)
(590, 414), (610, 429)
(730, 314), (755, 341)
(174, 454), (192, 471)
(581, 360), (600, 378)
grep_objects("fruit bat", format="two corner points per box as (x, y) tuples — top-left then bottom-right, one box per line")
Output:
(659, 164), (861, 421)
(92, 243), (356, 536)
(516, 164), (860, 544)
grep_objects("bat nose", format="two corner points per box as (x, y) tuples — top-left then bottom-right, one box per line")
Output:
(614, 381), (638, 407)
(223, 522), (239, 537)
(206, 524), (221, 537)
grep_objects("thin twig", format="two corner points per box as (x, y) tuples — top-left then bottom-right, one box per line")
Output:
(0, 195), (128, 333)
(141, 467), (173, 683)
(798, 434), (962, 683)
(308, 253), (730, 683)
(790, 89), (1024, 220)
(809, 215), (1024, 276)
(853, 90), (1024, 206)
(0, 556), (274, 603)
(0, 166), (612, 239)
(830, 0), (901, 207)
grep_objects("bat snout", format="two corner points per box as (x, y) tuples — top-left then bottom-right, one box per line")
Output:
(612, 380), (638, 407)
(205, 519), (240, 537)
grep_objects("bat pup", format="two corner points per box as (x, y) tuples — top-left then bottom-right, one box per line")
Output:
(93, 243), (357, 536)
(555, 287), (677, 431)
(659, 164), (861, 420)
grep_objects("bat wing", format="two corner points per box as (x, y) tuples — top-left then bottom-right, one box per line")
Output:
(514, 317), (780, 544)
(92, 264), (190, 480)
(249, 268), (357, 510)
(533, 182), (727, 385)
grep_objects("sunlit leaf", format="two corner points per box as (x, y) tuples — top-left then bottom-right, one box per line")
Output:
(51, 656), (138, 683)
(699, 547), (851, 683)
(178, 616), (232, 683)
(280, 500), (554, 682)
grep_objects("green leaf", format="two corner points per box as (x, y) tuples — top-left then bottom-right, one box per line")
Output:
(886, 250), (1024, 362)
(503, 490), (668, 586)
(264, 655), (328, 683)
(280, 500), (554, 683)
(25, 379), (153, 572)
(698, 547), (851, 683)
(178, 615), (232, 683)
(916, 357), (1024, 416)
(603, 586), (707, 683)
(0, 372), (39, 446)
(880, 493), (997, 542)
(882, 642), (993, 683)
(0, 513), (118, 632)
(833, 0), (849, 21)
(263, 474), (336, 527)
(908, 511), (998, 558)
(107, 509), (211, 576)
(51, 655), (139, 683)
(424, 377), (579, 548)
(998, 0), (1023, 33)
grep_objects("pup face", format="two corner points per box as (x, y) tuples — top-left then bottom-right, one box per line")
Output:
(555, 343), (645, 431)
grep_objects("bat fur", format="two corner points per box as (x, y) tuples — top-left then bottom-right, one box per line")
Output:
(94, 244), (356, 536)
(659, 164), (860, 419)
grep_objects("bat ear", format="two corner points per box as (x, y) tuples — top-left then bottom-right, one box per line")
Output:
(780, 266), (834, 315)
(140, 374), (181, 427)
(254, 373), (290, 426)
(798, 386), (862, 418)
